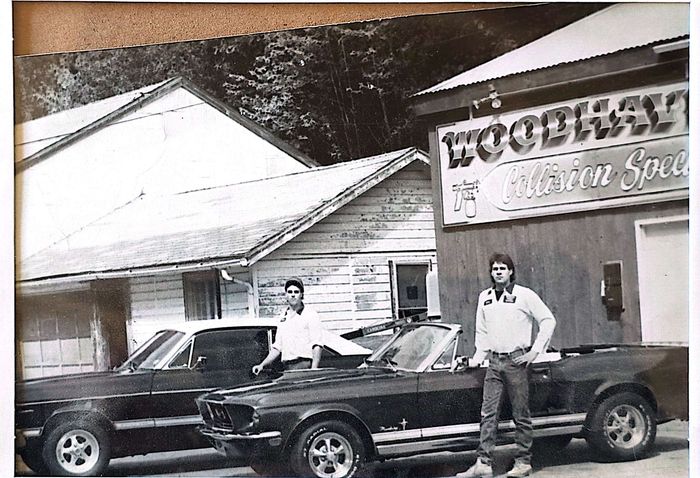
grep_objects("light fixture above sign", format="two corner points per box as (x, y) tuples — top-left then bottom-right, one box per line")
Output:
(472, 84), (501, 110)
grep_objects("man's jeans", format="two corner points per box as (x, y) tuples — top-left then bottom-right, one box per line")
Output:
(477, 353), (533, 465)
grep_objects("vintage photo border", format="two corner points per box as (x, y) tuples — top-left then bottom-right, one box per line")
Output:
(5, 2), (698, 477)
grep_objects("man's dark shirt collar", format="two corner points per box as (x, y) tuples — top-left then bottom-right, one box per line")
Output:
(491, 282), (515, 301)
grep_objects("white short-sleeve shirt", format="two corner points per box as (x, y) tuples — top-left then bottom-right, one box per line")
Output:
(272, 305), (324, 361)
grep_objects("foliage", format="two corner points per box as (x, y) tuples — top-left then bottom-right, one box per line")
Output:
(14, 4), (606, 164)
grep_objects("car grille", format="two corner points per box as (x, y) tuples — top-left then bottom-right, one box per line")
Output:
(204, 402), (254, 431)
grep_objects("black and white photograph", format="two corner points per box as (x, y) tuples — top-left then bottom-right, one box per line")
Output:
(10, 2), (692, 478)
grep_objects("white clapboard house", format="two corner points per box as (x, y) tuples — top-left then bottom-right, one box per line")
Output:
(15, 76), (317, 261)
(16, 147), (436, 379)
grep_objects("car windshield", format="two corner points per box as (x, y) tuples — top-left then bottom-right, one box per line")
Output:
(116, 330), (185, 371)
(365, 325), (451, 371)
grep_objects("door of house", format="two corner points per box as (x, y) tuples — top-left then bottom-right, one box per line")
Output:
(635, 215), (689, 344)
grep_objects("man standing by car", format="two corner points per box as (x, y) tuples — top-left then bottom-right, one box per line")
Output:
(252, 277), (324, 373)
(457, 253), (556, 478)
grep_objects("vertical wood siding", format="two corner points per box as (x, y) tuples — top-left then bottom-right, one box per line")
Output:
(257, 162), (437, 332)
(434, 200), (689, 352)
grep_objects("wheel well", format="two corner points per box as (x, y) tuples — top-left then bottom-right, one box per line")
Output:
(284, 411), (377, 459)
(585, 383), (658, 427)
(42, 410), (114, 439)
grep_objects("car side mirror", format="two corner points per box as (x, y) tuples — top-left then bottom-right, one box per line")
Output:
(191, 356), (207, 371)
(450, 356), (469, 373)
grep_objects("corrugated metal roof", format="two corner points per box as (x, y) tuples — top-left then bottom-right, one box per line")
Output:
(18, 148), (428, 282)
(417, 2), (690, 96)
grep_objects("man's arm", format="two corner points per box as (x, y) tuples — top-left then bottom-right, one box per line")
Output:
(252, 347), (281, 375)
(311, 344), (322, 369)
(514, 290), (556, 365)
(471, 293), (490, 365)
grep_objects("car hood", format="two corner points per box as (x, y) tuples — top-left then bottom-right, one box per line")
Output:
(16, 369), (154, 405)
(204, 366), (400, 406)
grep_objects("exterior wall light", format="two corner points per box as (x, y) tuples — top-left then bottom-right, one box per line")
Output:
(471, 84), (502, 110)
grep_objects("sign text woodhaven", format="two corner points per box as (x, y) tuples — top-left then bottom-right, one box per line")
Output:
(437, 82), (689, 226)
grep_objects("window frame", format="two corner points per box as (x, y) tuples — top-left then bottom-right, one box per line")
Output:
(182, 270), (222, 321)
(389, 260), (431, 320)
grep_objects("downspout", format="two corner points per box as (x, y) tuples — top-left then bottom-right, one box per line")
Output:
(220, 269), (257, 317)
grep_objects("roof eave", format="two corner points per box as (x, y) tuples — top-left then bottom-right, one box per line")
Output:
(16, 254), (248, 290)
(411, 40), (689, 119)
(242, 148), (425, 266)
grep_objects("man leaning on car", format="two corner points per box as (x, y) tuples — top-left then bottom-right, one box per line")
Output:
(456, 252), (556, 478)
(252, 277), (324, 373)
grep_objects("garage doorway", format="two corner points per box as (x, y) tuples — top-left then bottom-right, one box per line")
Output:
(635, 215), (689, 344)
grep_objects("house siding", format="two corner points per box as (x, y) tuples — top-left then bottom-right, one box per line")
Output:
(257, 163), (437, 332)
(128, 274), (186, 351)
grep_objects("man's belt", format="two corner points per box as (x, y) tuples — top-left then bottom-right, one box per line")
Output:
(490, 347), (530, 359)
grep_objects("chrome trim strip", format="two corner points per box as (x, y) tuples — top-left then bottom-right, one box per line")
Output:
(372, 413), (587, 455)
(113, 419), (155, 431)
(113, 415), (205, 430)
(373, 429), (422, 443)
(419, 413), (587, 439)
(420, 423), (480, 439)
(199, 429), (281, 442)
(153, 415), (204, 427)
(377, 436), (465, 456)
(21, 428), (43, 438)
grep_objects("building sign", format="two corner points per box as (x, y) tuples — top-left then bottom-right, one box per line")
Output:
(437, 82), (689, 226)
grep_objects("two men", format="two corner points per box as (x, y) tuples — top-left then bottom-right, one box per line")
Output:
(252, 277), (324, 374)
(458, 253), (556, 478)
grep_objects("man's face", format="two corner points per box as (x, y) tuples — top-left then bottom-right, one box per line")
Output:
(491, 262), (513, 287)
(285, 286), (303, 307)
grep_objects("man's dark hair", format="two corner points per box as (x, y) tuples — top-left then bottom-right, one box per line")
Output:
(488, 252), (516, 283)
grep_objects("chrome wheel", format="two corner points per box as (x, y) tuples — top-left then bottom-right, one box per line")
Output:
(307, 431), (354, 478)
(604, 404), (646, 449)
(54, 428), (100, 474)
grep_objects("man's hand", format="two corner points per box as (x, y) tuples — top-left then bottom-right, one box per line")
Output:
(513, 350), (538, 366)
(252, 364), (263, 376)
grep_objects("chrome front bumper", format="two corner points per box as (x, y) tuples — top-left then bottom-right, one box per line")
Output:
(198, 427), (281, 442)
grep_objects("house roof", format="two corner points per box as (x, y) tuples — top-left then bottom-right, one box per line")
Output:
(18, 148), (429, 284)
(15, 76), (319, 170)
(416, 2), (690, 96)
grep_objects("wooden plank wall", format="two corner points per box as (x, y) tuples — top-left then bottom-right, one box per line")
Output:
(279, 163), (436, 254)
(258, 162), (437, 332)
(434, 200), (689, 352)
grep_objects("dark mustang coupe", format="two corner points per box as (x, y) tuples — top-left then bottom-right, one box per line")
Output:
(15, 318), (371, 477)
(197, 322), (688, 478)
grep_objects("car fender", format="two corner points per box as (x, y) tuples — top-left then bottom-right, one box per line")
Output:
(585, 380), (657, 429)
(43, 401), (115, 436)
(284, 403), (376, 456)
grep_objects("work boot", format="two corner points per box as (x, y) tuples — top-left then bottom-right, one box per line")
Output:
(455, 458), (493, 478)
(506, 460), (532, 477)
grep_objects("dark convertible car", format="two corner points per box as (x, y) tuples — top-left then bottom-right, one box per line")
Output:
(197, 322), (688, 478)
(15, 318), (371, 476)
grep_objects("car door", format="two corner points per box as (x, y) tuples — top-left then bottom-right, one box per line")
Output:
(146, 327), (272, 447)
(416, 338), (486, 449)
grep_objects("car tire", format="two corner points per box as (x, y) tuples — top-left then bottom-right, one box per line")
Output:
(532, 434), (573, 454)
(290, 420), (365, 478)
(586, 391), (656, 461)
(20, 445), (48, 475)
(42, 419), (111, 476)
(250, 460), (291, 477)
